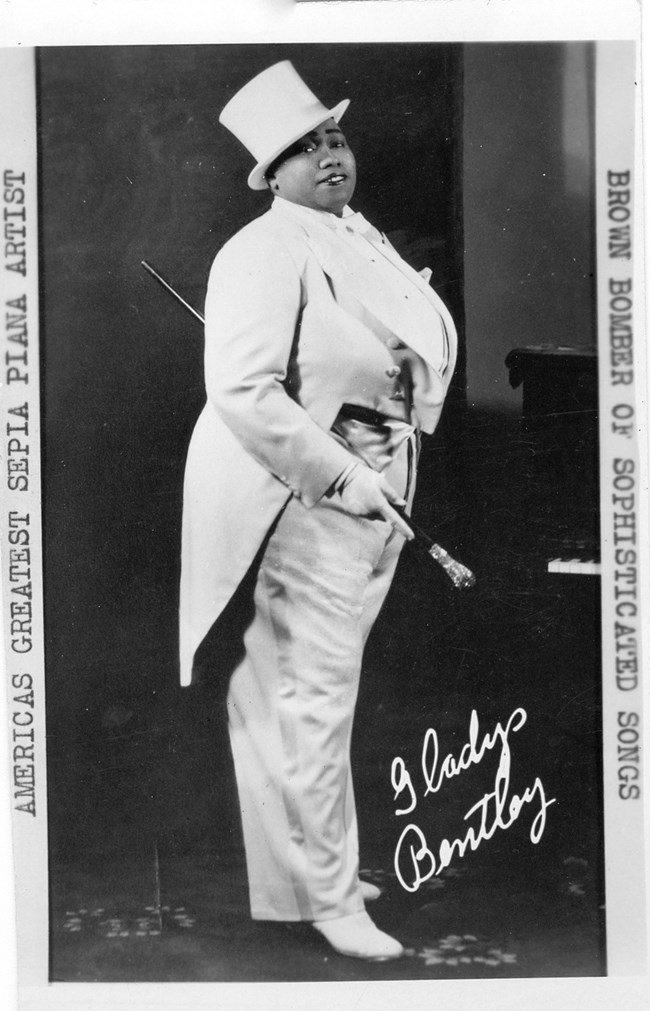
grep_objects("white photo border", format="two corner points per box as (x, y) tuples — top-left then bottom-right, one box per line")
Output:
(0, 1), (648, 1009)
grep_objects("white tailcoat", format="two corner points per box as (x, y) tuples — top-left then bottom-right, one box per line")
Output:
(179, 198), (457, 685)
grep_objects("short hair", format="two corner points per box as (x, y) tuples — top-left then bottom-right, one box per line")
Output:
(265, 140), (302, 182)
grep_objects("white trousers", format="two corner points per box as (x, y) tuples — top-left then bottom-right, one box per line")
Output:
(227, 441), (414, 921)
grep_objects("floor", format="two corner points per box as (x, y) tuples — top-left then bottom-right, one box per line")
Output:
(52, 846), (602, 982)
(46, 410), (606, 982)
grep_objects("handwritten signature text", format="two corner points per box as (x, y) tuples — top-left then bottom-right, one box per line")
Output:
(391, 708), (556, 892)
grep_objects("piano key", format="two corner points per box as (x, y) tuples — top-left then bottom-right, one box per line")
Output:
(547, 557), (601, 575)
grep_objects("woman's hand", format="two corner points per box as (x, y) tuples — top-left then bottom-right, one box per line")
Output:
(338, 466), (414, 540)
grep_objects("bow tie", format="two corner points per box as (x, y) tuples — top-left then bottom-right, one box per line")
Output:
(333, 211), (385, 245)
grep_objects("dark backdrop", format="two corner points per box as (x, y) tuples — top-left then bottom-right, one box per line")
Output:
(40, 47), (604, 979)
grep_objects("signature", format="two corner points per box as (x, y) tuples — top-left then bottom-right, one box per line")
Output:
(391, 707), (556, 892)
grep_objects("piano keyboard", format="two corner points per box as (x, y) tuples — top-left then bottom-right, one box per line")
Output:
(547, 557), (601, 575)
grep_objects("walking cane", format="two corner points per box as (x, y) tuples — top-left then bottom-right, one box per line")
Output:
(141, 259), (476, 590)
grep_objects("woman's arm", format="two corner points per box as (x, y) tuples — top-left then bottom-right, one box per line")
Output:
(203, 224), (354, 507)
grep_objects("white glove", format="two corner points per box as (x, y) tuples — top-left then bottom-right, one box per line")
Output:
(338, 464), (414, 540)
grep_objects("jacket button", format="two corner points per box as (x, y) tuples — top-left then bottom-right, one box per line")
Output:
(387, 337), (404, 350)
(388, 391), (406, 401)
(386, 366), (401, 378)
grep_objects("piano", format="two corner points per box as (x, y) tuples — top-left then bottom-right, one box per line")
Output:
(505, 345), (600, 576)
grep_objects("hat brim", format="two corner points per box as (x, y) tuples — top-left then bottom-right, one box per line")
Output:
(247, 98), (350, 191)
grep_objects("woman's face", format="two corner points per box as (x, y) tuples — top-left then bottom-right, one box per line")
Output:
(267, 118), (357, 216)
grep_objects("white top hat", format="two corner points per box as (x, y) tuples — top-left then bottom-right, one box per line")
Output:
(219, 61), (350, 191)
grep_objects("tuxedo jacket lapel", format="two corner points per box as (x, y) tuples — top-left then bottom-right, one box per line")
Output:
(303, 219), (456, 375)
(373, 234), (458, 364)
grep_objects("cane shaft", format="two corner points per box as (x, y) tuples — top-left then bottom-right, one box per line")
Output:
(141, 260), (205, 324)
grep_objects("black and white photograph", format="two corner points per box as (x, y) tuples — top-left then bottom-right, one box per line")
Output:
(0, 2), (647, 1009)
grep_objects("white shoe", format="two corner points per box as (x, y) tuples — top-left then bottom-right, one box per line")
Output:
(313, 911), (404, 960)
(359, 880), (382, 902)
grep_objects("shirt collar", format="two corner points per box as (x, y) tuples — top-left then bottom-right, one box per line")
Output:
(271, 197), (378, 239)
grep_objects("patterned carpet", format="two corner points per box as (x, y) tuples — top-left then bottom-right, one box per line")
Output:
(51, 844), (603, 982)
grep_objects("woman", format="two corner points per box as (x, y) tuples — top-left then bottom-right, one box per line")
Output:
(179, 61), (457, 960)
